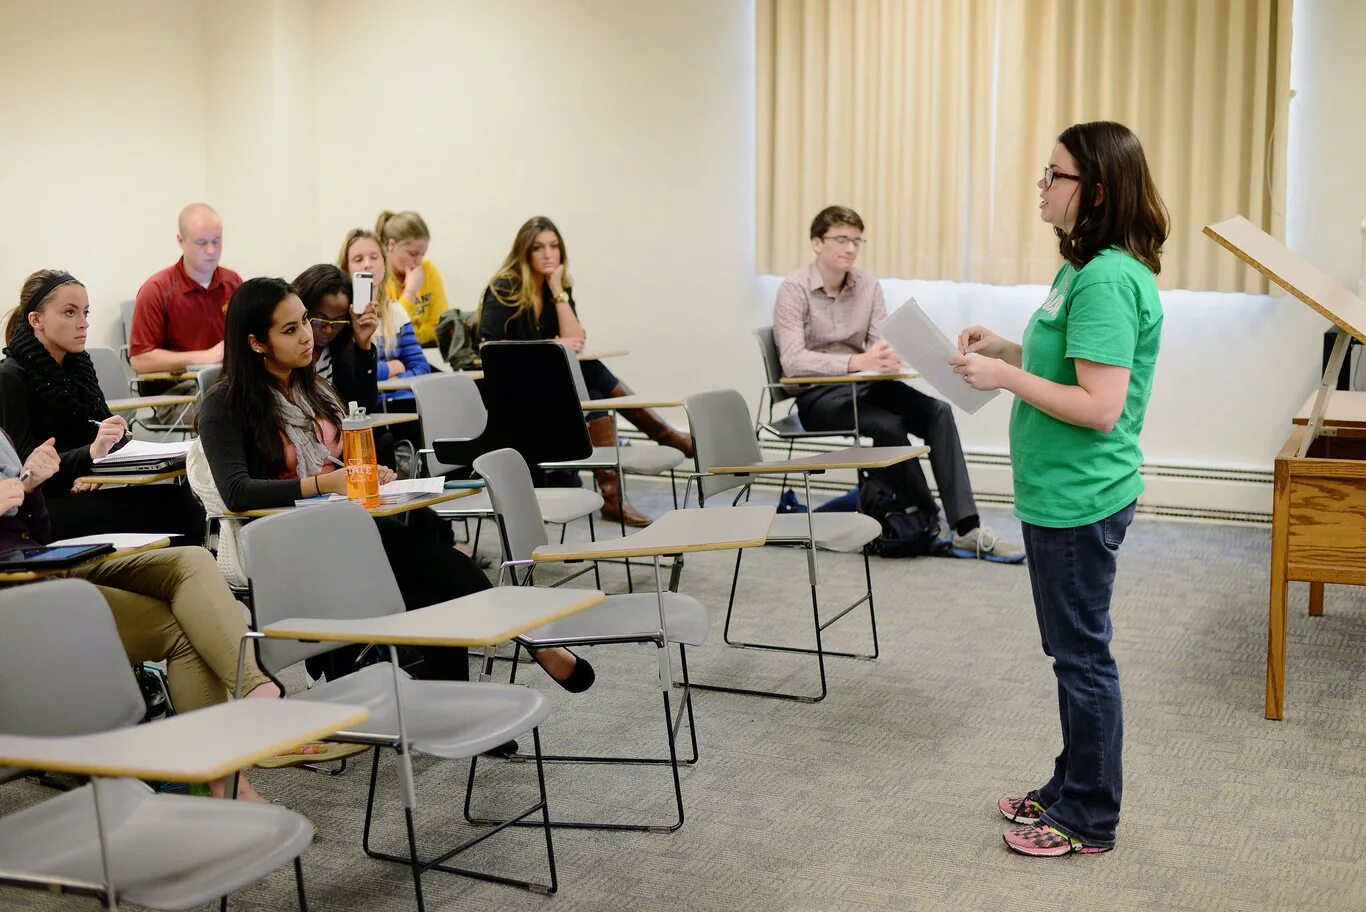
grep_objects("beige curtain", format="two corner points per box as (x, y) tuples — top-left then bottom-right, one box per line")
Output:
(757, 0), (1292, 292)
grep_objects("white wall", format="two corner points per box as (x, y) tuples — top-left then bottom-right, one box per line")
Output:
(3, 0), (1362, 518)
(0, 2), (209, 350)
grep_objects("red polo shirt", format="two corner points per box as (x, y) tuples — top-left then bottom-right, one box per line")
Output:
(129, 258), (242, 355)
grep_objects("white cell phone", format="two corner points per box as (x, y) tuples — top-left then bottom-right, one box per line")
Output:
(351, 272), (373, 315)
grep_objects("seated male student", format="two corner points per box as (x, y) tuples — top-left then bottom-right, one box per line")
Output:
(129, 203), (240, 377)
(773, 205), (1024, 563)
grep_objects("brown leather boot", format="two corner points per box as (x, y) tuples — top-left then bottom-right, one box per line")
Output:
(588, 415), (651, 527)
(607, 382), (695, 459)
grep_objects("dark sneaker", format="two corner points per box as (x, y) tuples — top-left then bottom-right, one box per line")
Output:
(1003, 822), (1111, 856)
(998, 795), (1047, 824)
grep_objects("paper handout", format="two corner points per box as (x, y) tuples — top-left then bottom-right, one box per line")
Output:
(879, 298), (999, 414)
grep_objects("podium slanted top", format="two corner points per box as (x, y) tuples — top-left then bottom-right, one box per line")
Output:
(1204, 215), (1366, 344)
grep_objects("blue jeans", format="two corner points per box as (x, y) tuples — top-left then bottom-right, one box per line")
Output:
(1021, 500), (1136, 848)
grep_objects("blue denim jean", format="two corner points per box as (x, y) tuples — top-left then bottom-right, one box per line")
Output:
(1020, 500), (1136, 848)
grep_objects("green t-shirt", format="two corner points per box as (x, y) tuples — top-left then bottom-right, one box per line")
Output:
(1009, 248), (1163, 528)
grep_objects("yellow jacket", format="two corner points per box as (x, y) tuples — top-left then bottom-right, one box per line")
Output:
(384, 258), (448, 346)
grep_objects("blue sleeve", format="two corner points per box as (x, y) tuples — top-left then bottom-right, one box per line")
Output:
(393, 323), (433, 378)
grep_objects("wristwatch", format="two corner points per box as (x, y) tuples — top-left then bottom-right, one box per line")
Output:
(555, 291), (570, 304)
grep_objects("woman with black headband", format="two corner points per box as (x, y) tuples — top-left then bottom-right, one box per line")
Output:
(0, 269), (206, 544)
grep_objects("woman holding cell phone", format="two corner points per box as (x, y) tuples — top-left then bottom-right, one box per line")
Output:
(338, 227), (432, 409)
(0, 269), (206, 543)
(949, 121), (1168, 857)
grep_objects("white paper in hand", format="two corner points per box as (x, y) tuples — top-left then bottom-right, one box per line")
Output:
(880, 298), (999, 414)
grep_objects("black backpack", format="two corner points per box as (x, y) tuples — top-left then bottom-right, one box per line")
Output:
(435, 309), (480, 370)
(858, 471), (948, 558)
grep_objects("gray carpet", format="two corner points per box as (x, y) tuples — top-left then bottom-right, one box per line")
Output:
(4, 481), (1363, 912)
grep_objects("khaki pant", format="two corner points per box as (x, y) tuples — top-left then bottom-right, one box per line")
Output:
(64, 546), (272, 713)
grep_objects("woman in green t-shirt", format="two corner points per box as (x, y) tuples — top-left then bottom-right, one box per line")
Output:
(950, 121), (1169, 857)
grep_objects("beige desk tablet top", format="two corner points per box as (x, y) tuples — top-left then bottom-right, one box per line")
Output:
(1293, 389), (1366, 429)
(263, 586), (605, 648)
(134, 371), (198, 382)
(0, 538), (171, 583)
(581, 395), (683, 410)
(710, 444), (928, 475)
(371, 411), (420, 428)
(378, 377), (413, 392)
(0, 699), (368, 783)
(106, 395), (198, 413)
(533, 504), (776, 562)
(578, 349), (627, 361)
(77, 468), (187, 487)
(779, 370), (919, 386)
(231, 487), (476, 519)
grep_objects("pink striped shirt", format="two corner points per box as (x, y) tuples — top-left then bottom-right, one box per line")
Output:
(772, 263), (886, 388)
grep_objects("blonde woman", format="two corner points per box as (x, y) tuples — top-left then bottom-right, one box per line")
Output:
(375, 210), (447, 346)
(338, 228), (431, 407)
(478, 216), (693, 527)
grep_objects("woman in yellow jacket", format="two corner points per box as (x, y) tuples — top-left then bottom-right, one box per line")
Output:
(376, 210), (447, 346)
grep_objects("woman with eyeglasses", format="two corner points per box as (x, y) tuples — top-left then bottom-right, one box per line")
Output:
(477, 216), (693, 527)
(197, 276), (593, 692)
(338, 228), (432, 409)
(951, 121), (1169, 857)
(0, 269), (206, 544)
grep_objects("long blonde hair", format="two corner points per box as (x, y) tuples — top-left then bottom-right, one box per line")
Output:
(337, 228), (400, 348)
(481, 216), (572, 330)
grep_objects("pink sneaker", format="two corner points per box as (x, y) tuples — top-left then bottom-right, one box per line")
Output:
(998, 795), (1047, 824)
(1003, 822), (1111, 856)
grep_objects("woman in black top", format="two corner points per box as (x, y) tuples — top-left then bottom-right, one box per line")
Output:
(478, 216), (693, 527)
(0, 269), (205, 543)
(198, 275), (592, 691)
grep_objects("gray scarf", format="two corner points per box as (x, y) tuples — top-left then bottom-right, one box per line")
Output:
(271, 384), (340, 478)
(0, 433), (25, 517)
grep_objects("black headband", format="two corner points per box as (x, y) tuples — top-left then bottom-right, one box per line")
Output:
(25, 273), (79, 314)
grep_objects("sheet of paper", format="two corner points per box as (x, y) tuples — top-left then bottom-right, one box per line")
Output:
(378, 477), (445, 497)
(92, 439), (193, 465)
(48, 533), (176, 548)
(880, 298), (999, 414)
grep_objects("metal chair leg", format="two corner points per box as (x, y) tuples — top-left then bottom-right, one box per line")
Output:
(294, 857), (309, 912)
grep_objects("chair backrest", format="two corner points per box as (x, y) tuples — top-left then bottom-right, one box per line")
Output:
(473, 448), (550, 569)
(0, 580), (145, 736)
(119, 299), (137, 350)
(476, 341), (593, 464)
(196, 364), (223, 397)
(683, 389), (765, 502)
(242, 502), (407, 674)
(87, 346), (131, 401)
(559, 344), (591, 401)
(410, 373), (488, 475)
(754, 327), (793, 405)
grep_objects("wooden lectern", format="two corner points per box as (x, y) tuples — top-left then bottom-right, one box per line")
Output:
(1205, 216), (1366, 720)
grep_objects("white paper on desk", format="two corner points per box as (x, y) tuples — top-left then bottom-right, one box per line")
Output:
(378, 477), (445, 497)
(880, 298), (999, 414)
(49, 533), (177, 548)
(92, 439), (193, 465)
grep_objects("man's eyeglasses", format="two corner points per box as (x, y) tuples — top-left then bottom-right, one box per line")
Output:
(821, 235), (867, 249)
(307, 316), (349, 330)
(1042, 166), (1081, 189)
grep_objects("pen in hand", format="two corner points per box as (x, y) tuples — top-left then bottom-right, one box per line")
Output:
(89, 419), (132, 453)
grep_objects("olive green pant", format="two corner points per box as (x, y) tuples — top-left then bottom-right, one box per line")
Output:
(65, 546), (272, 712)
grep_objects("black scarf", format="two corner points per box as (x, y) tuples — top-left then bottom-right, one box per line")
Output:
(3, 324), (111, 437)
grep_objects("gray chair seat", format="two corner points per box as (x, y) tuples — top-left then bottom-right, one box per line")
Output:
(438, 487), (604, 524)
(0, 778), (312, 910)
(520, 592), (709, 648)
(767, 512), (881, 553)
(761, 412), (841, 439)
(294, 664), (549, 759)
(618, 444), (686, 475)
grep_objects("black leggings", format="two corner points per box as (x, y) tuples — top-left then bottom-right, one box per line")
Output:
(305, 509), (488, 682)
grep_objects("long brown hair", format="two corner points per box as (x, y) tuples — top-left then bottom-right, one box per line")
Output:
(5, 269), (87, 344)
(480, 216), (572, 329)
(1055, 121), (1169, 274)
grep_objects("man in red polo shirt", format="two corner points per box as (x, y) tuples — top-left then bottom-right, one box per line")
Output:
(129, 203), (241, 374)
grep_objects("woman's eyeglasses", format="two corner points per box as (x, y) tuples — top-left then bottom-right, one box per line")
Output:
(307, 316), (349, 330)
(1042, 167), (1081, 189)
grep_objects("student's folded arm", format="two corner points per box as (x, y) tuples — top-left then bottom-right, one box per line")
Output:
(197, 389), (306, 512)
(394, 323), (432, 377)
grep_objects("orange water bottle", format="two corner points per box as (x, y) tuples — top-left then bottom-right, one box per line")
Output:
(341, 402), (380, 509)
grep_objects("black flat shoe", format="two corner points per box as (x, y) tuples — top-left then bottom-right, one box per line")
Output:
(483, 740), (518, 758)
(531, 650), (596, 693)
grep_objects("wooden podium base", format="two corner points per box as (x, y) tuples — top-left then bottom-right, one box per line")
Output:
(1267, 425), (1366, 719)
